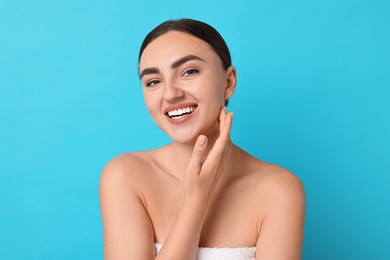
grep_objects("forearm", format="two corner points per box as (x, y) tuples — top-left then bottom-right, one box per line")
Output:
(155, 197), (209, 260)
(156, 112), (232, 259)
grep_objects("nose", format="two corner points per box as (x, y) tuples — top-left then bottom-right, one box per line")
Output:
(163, 80), (185, 102)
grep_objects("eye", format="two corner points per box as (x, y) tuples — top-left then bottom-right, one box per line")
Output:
(146, 79), (161, 87)
(183, 69), (199, 77)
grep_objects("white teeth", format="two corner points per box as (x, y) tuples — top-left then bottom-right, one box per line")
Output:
(167, 106), (195, 117)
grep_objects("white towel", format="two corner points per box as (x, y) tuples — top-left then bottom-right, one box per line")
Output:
(155, 243), (256, 260)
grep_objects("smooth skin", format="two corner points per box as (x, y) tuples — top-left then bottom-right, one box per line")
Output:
(99, 31), (305, 260)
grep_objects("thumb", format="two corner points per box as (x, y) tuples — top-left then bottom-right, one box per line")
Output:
(187, 135), (208, 176)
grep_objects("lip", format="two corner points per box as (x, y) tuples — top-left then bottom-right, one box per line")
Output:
(163, 103), (198, 124)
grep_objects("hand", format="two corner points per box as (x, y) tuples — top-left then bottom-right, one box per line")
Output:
(183, 107), (234, 202)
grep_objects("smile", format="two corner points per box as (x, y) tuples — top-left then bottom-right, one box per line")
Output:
(167, 106), (196, 118)
(164, 104), (198, 124)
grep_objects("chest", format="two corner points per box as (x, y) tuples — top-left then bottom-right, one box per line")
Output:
(145, 176), (260, 247)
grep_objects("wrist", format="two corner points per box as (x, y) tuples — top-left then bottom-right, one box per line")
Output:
(183, 194), (210, 218)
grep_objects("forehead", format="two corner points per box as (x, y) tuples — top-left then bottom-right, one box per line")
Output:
(139, 31), (220, 69)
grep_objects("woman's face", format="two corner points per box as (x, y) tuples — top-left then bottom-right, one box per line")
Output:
(139, 31), (236, 143)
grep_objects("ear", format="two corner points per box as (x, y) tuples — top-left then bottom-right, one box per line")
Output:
(224, 66), (237, 100)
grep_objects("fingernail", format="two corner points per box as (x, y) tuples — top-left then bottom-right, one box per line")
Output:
(198, 135), (206, 146)
(224, 106), (227, 113)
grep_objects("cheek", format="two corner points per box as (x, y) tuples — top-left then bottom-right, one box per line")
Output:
(209, 70), (228, 100)
(205, 79), (227, 106)
(143, 93), (159, 114)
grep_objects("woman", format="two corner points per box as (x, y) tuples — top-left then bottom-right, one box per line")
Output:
(100, 18), (305, 260)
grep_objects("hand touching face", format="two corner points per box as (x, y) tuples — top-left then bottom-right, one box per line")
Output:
(183, 107), (234, 201)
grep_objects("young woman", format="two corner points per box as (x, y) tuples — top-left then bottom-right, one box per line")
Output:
(100, 19), (305, 260)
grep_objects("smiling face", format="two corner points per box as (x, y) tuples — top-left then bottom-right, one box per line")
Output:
(139, 31), (236, 143)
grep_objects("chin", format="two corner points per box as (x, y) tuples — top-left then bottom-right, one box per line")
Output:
(157, 112), (220, 144)
(170, 125), (219, 145)
(170, 132), (199, 144)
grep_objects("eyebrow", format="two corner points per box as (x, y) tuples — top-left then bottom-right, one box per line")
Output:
(139, 67), (160, 79)
(139, 54), (205, 79)
(171, 54), (205, 69)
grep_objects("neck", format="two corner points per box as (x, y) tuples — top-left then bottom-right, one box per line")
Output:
(167, 126), (222, 179)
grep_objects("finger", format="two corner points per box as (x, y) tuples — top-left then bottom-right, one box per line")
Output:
(218, 106), (227, 131)
(204, 107), (228, 161)
(186, 135), (208, 177)
(216, 111), (233, 146)
(202, 112), (233, 169)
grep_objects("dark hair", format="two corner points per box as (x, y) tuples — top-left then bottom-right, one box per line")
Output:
(138, 18), (232, 106)
(139, 18), (231, 69)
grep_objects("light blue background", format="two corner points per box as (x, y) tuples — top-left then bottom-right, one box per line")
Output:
(1, 0), (389, 259)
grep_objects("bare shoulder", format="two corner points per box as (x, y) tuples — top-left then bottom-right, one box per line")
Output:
(247, 160), (306, 223)
(101, 152), (149, 173)
(234, 147), (304, 196)
(99, 151), (154, 195)
(245, 160), (305, 258)
(239, 154), (305, 212)
(257, 163), (304, 198)
(99, 151), (157, 259)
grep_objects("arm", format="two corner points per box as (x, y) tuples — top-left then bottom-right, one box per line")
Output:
(156, 109), (234, 260)
(99, 156), (155, 259)
(256, 172), (306, 260)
